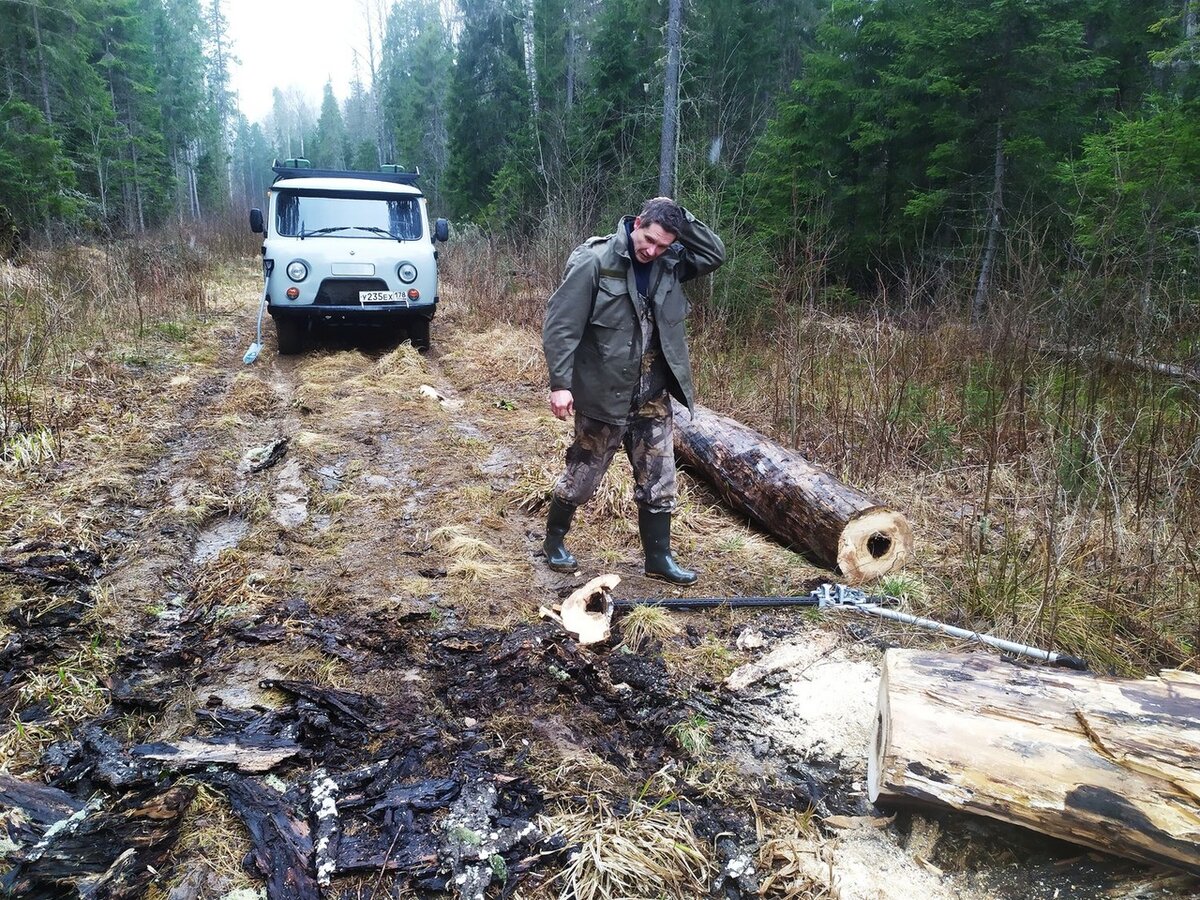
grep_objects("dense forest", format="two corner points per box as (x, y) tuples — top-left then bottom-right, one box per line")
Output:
(2, 0), (1197, 309)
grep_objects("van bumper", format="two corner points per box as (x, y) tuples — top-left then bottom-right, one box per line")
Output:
(269, 299), (437, 324)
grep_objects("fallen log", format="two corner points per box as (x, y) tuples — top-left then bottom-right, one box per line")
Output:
(133, 737), (301, 773)
(1040, 343), (1200, 386)
(204, 772), (318, 900)
(868, 650), (1200, 874)
(0, 774), (85, 854)
(672, 402), (912, 582)
(0, 782), (195, 898)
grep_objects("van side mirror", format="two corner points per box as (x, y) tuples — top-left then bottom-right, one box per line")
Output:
(434, 218), (449, 243)
(249, 208), (265, 234)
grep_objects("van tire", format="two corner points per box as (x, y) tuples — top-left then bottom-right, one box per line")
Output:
(407, 318), (431, 352)
(275, 318), (304, 355)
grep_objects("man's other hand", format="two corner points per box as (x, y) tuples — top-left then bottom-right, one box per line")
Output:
(549, 389), (574, 420)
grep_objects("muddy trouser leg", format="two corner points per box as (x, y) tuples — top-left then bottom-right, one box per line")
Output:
(625, 395), (696, 585)
(624, 393), (676, 513)
(546, 415), (627, 571)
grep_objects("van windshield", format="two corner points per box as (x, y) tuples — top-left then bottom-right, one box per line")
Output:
(275, 191), (422, 239)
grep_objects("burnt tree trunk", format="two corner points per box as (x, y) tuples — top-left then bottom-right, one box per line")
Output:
(869, 650), (1200, 875)
(672, 402), (912, 582)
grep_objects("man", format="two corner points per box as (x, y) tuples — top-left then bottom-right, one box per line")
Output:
(542, 197), (726, 585)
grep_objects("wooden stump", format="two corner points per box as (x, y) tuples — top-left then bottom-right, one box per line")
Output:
(868, 650), (1200, 874)
(673, 402), (912, 582)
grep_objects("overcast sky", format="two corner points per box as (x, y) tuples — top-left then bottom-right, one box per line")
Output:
(225, 1), (371, 123)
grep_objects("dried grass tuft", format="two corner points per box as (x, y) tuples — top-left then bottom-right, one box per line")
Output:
(162, 782), (258, 895)
(754, 800), (835, 900)
(665, 713), (712, 758)
(374, 342), (428, 378)
(442, 326), (546, 388)
(619, 605), (680, 652)
(541, 796), (712, 900)
(193, 549), (278, 610)
(223, 372), (276, 416)
(664, 635), (738, 683)
(431, 525), (520, 581)
(537, 751), (627, 799)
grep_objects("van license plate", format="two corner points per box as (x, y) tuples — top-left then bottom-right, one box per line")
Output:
(359, 290), (408, 305)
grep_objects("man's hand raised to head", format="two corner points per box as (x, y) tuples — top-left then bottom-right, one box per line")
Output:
(549, 389), (575, 420)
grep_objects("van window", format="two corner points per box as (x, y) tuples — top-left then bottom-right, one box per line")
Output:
(275, 191), (422, 239)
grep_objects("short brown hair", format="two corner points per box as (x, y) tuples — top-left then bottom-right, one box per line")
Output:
(638, 198), (685, 238)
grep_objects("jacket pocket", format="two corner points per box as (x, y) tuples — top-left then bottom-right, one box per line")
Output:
(590, 277), (633, 329)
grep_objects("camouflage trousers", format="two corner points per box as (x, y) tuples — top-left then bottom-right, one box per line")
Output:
(552, 392), (677, 513)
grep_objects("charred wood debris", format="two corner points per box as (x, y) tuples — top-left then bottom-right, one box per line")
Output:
(0, 542), (813, 898)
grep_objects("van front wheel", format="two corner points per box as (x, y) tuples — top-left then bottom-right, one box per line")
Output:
(406, 318), (431, 352)
(275, 318), (304, 355)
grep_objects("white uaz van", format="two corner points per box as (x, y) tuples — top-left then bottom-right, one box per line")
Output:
(249, 160), (449, 353)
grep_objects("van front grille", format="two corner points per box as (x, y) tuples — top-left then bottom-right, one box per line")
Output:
(316, 278), (389, 306)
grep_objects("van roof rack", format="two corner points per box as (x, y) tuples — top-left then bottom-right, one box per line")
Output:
(270, 163), (421, 186)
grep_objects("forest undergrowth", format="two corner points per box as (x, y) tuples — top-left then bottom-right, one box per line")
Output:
(443, 226), (1200, 677)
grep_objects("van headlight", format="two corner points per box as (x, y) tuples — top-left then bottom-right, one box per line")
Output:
(286, 260), (309, 281)
(397, 262), (418, 284)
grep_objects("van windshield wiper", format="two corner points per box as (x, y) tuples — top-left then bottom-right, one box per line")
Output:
(300, 225), (400, 240)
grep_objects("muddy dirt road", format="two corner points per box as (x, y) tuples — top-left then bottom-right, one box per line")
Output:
(1, 266), (1194, 899)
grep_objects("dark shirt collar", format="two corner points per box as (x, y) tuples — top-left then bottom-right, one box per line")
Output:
(625, 219), (652, 299)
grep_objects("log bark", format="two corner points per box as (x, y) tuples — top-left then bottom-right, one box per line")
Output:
(0, 774), (85, 853)
(204, 771), (319, 900)
(0, 782), (195, 897)
(672, 402), (913, 582)
(133, 737), (301, 773)
(869, 650), (1200, 874)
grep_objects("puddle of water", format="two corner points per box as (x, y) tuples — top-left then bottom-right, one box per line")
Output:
(358, 473), (395, 490)
(317, 464), (344, 491)
(192, 516), (249, 564)
(453, 422), (485, 440)
(273, 459), (309, 528)
(480, 446), (517, 476)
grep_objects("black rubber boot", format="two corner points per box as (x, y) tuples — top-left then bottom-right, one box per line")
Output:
(543, 497), (578, 572)
(639, 508), (698, 586)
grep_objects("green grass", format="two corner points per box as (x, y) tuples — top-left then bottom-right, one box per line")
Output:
(666, 714), (712, 758)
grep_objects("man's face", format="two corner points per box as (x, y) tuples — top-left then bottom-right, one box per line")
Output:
(630, 218), (677, 264)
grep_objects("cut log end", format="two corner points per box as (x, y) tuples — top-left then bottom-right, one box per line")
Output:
(837, 508), (914, 584)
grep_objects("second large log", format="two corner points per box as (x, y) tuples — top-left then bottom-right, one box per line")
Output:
(673, 402), (912, 582)
(869, 650), (1200, 874)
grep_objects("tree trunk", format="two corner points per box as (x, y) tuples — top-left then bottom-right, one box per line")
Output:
(565, 4), (577, 110)
(869, 650), (1200, 875)
(31, 1), (53, 126)
(672, 402), (913, 583)
(971, 118), (1004, 325)
(130, 131), (145, 233)
(522, 0), (539, 119)
(658, 0), (683, 197)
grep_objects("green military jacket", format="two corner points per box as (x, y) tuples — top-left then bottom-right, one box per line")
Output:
(542, 209), (726, 424)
